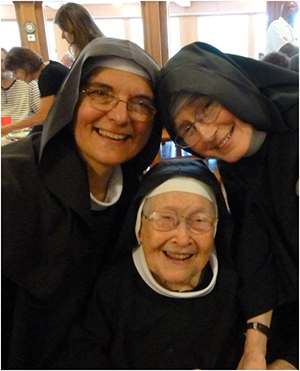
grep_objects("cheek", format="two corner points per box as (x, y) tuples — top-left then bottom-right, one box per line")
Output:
(64, 32), (74, 43)
(140, 226), (167, 249)
(195, 235), (214, 259)
(75, 100), (104, 124)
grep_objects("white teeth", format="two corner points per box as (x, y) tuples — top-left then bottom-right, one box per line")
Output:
(164, 252), (192, 260)
(218, 128), (233, 149)
(97, 129), (127, 140)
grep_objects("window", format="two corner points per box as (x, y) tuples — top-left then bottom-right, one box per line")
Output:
(168, 1), (267, 59)
(44, 2), (144, 62)
(1, 21), (21, 51)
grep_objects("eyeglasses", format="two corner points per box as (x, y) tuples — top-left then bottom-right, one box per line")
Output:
(175, 96), (222, 149)
(81, 88), (156, 122)
(143, 211), (218, 235)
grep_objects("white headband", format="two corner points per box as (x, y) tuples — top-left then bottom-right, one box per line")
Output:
(171, 93), (193, 118)
(135, 177), (218, 242)
(83, 56), (151, 80)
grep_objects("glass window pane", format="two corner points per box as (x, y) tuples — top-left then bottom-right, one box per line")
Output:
(95, 19), (125, 39)
(47, 20), (57, 61)
(254, 13), (268, 59)
(129, 18), (144, 49)
(1, 21), (21, 51)
(168, 1), (268, 59)
(197, 15), (249, 56)
(169, 17), (181, 58)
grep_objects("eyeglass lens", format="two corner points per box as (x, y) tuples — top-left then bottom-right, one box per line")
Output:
(175, 97), (221, 149)
(82, 89), (156, 122)
(145, 211), (215, 234)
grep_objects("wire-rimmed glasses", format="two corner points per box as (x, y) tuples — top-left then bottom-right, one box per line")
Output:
(81, 88), (157, 122)
(174, 96), (222, 149)
(143, 210), (218, 234)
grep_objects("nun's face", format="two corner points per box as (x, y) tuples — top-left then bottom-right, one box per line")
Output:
(174, 96), (254, 163)
(74, 67), (155, 172)
(139, 191), (216, 292)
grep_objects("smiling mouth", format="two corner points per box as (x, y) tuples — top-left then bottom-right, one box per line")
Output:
(96, 128), (129, 141)
(164, 251), (193, 261)
(217, 126), (234, 149)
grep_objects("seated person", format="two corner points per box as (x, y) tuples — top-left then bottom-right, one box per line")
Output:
(262, 51), (291, 69)
(56, 158), (276, 370)
(2, 47), (69, 136)
(156, 41), (298, 369)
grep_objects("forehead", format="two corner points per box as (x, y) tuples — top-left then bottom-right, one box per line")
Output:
(144, 191), (215, 212)
(290, 1), (298, 9)
(87, 67), (153, 93)
(174, 95), (211, 121)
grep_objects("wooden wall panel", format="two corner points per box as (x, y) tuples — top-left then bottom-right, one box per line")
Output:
(13, 1), (49, 60)
(141, 1), (169, 66)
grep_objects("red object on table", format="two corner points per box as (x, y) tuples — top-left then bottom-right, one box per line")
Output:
(1, 116), (12, 126)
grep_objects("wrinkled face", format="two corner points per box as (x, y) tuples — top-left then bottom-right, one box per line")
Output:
(140, 191), (216, 292)
(174, 96), (254, 163)
(74, 68), (155, 172)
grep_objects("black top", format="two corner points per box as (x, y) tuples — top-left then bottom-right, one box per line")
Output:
(156, 43), (299, 367)
(156, 41), (298, 316)
(38, 60), (69, 97)
(56, 254), (245, 370)
(1, 38), (161, 369)
(55, 159), (295, 369)
(54, 159), (245, 370)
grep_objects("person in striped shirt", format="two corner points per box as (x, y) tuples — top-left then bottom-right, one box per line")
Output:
(1, 47), (69, 137)
(1, 48), (40, 122)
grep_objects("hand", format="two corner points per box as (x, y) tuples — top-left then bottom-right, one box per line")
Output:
(237, 350), (267, 370)
(267, 359), (297, 370)
(1, 124), (13, 137)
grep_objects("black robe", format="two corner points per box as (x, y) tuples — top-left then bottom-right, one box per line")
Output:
(54, 159), (246, 370)
(57, 254), (245, 370)
(156, 42), (298, 366)
(1, 38), (162, 369)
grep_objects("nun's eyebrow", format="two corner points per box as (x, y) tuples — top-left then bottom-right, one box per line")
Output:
(87, 82), (112, 91)
(86, 82), (154, 103)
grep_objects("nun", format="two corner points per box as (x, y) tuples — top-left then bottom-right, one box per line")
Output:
(2, 37), (161, 369)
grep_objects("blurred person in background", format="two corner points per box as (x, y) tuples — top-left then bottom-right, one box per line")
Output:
(54, 2), (105, 59)
(290, 53), (299, 71)
(1, 47), (40, 123)
(61, 51), (75, 68)
(266, 1), (299, 57)
(262, 51), (292, 69)
(2, 47), (69, 137)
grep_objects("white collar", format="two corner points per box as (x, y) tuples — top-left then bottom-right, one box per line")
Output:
(132, 245), (218, 298)
(279, 16), (293, 28)
(90, 165), (123, 210)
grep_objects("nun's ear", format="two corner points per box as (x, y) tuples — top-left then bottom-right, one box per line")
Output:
(138, 224), (143, 244)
